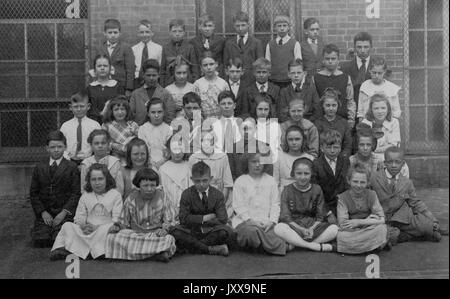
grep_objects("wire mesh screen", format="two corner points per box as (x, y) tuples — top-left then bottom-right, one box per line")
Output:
(0, 0), (88, 163)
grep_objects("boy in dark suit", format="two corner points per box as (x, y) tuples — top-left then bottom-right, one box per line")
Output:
(223, 11), (264, 83)
(300, 18), (325, 77)
(169, 161), (235, 256)
(225, 57), (248, 117)
(96, 19), (135, 97)
(312, 130), (349, 224)
(30, 131), (81, 248)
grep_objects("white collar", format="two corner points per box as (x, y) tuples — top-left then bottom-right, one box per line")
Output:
(276, 35), (291, 43)
(198, 188), (209, 197)
(307, 37), (318, 45)
(256, 82), (268, 89)
(325, 155), (337, 164)
(229, 80), (240, 86)
(141, 40), (154, 46)
(49, 157), (63, 166)
(292, 77), (306, 89)
(107, 41), (117, 47)
(237, 33), (249, 42)
(385, 169), (398, 180)
(89, 80), (117, 87)
(357, 55), (370, 66)
(73, 116), (87, 122)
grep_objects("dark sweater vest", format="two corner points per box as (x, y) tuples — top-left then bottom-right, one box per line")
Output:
(269, 38), (296, 83)
(314, 73), (349, 119)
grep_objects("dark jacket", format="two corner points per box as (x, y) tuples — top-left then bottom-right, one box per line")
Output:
(341, 57), (373, 105)
(190, 35), (226, 76)
(240, 82), (280, 119)
(314, 115), (353, 158)
(226, 78), (251, 117)
(278, 81), (320, 123)
(300, 38), (325, 76)
(161, 39), (199, 87)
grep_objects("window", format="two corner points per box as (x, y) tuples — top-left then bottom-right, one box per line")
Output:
(0, 0), (89, 162)
(404, 0), (449, 153)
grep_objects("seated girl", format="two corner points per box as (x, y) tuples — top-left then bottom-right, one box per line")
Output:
(232, 152), (287, 256)
(50, 164), (123, 260)
(274, 158), (338, 252)
(336, 164), (390, 254)
(106, 168), (177, 262)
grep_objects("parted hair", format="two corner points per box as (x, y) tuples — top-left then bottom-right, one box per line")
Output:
(47, 130), (67, 146)
(125, 138), (149, 170)
(346, 162), (371, 182)
(104, 19), (121, 31)
(319, 129), (342, 146)
(290, 157), (314, 178)
(282, 125), (309, 153)
(365, 93), (392, 122)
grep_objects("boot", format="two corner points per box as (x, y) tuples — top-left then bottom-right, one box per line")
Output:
(208, 244), (229, 256)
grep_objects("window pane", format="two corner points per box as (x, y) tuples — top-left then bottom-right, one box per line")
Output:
(409, 31), (424, 67)
(29, 62), (55, 75)
(0, 24), (24, 60)
(28, 24), (55, 60)
(224, 0), (242, 33)
(409, 107), (426, 142)
(427, 0), (443, 29)
(57, 23), (85, 59)
(409, 69), (425, 105)
(254, 0), (273, 33)
(428, 106), (444, 141)
(0, 63), (25, 98)
(206, 0), (224, 34)
(428, 69), (444, 105)
(58, 63), (86, 98)
(427, 32), (443, 66)
(29, 76), (55, 98)
(1, 111), (28, 147)
(409, 0), (424, 29)
(31, 111), (57, 146)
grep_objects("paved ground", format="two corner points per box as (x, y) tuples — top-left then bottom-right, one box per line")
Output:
(0, 189), (448, 279)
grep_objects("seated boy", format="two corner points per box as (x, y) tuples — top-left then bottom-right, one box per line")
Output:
(30, 130), (81, 247)
(312, 130), (350, 224)
(60, 91), (101, 166)
(169, 161), (235, 256)
(370, 147), (445, 244)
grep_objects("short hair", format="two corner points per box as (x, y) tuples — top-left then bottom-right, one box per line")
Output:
(104, 19), (121, 31)
(384, 146), (404, 161)
(303, 17), (320, 30)
(274, 15), (290, 26)
(290, 157), (314, 178)
(233, 11), (249, 23)
(346, 162), (371, 182)
(252, 93), (275, 119)
(320, 129), (342, 146)
(198, 14), (215, 26)
(142, 58), (160, 74)
(132, 168), (160, 188)
(365, 93), (392, 122)
(84, 163), (116, 193)
(323, 44), (340, 57)
(218, 90), (236, 104)
(183, 92), (202, 107)
(282, 125), (308, 153)
(146, 97), (166, 113)
(87, 129), (111, 144)
(93, 54), (111, 68)
(125, 138), (149, 169)
(226, 57), (243, 69)
(70, 91), (89, 104)
(320, 87), (341, 112)
(288, 58), (304, 71)
(191, 161), (211, 177)
(103, 95), (133, 123)
(354, 31), (373, 46)
(138, 19), (152, 29)
(241, 151), (272, 175)
(47, 130), (67, 146)
(174, 58), (189, 71)
(253, 57), (271, 71)
(289, 98), (305, 109)
(169, 19), (185, 31)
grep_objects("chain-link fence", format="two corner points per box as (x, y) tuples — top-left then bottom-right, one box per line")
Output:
(0, 0), (89, 163)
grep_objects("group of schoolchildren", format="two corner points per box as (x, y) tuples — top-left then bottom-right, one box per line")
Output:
(29, 12), (446, 263)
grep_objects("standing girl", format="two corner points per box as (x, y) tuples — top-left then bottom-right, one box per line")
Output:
(87, 54), (119, 124)
(194, 52), (230, 119)
(102, 96), (139, 164)
(274, 158), (339, 252)
(50, 164), (123, 260)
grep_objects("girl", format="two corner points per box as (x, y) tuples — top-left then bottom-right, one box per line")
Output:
(274, 126), (315, 193)
(358, 57), (401, 121)
(106, 168), (177, 262)
(138, 98), (173, 170)
(313, 88), (353, 157)
(232, 152), (287, 256)
(336, 164), (389, 254)
(80, 130), (124, 195)
(159, 135), (193, 219)
(280, 99), (319, 158)
(274, 158), (339, 252)
(87, 54), (119, 124)
(194, 52), (230, 119)
(50, 164), (123, 260)
(165, 59), (196, 110)
(102, 96), (139, 164)
(349, 126), (383, 174)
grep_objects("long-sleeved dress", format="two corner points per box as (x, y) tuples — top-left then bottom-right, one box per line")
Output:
(80, 155), (124, 196)
(105, 189), (177, 260)
(232, 174), (287, 255)
(138, 122), (173, 168)
(51, 189), (123, 259)
(336, 189), (388, 254)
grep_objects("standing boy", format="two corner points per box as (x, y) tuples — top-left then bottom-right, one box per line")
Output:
(30, 131), (80, 248)
(96, 19), (135, 96)
(265, 15), (302, 90)
(300, 18), (325, 76)
(225, 57), (248, 117)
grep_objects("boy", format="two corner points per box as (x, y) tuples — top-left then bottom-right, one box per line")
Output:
(312, 130), (350, 223)
(223, 11), (264, 83)
(132, 20), (163, 89)
(30, 131), (80, 248)
(240, 58), (280, 118)
(278, 59), (320, 123)
(313, 44), (356, 129)
(225, 57), (248, 117)
(370, 147), (446, 244)
(161, 19), (199, 87)
(130, 59), (177, 125)
(60, 91), (101, 165)
(190, 14), (226, 77)
(96, 19), (135, 96)
(265, 15), (302, 90)
(169, 161), (235, 256)
(300, 18), (325, 76)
